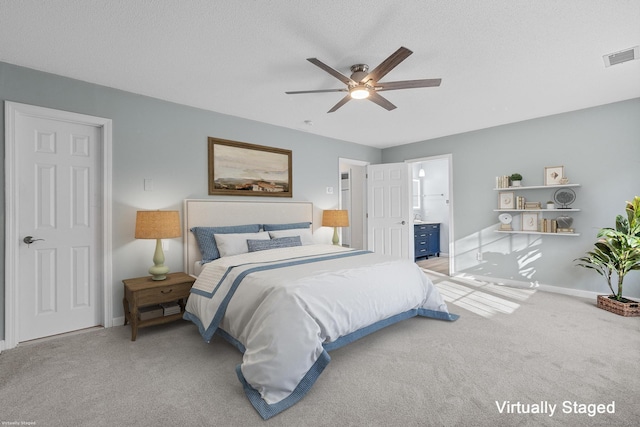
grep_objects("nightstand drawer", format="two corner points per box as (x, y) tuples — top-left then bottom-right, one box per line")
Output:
(136, 281), (192, 306)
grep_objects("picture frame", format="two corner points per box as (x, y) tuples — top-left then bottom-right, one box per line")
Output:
(208, 137), (292, 197)
(544, 165), (564, 186)
(521, 212), (539, 232)
(498, 191), (515, 209)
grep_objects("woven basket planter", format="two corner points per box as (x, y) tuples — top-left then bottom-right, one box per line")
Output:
(597, 295), (640, 317)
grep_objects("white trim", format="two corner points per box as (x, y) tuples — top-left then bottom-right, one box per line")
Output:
(339, 158), (371, 250)
(4, 101), (113, 350)
(456, 272), (602, 300)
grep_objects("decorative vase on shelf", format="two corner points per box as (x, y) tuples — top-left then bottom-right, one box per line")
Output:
(556, 214), (574, 232)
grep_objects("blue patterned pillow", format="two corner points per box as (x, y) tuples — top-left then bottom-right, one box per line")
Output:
(262, 222), (311, 231)
(191, 224), (260, 262)
(247, 236), (302, 252)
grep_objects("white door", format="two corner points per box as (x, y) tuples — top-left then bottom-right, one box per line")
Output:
(11, 106), (104, 342)
(367, 163), (413, 259)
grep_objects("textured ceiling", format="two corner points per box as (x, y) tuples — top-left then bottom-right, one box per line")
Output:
(1, 1), (639, 148)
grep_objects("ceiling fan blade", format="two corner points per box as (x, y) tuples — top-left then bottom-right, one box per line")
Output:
(376, 78), (442, 91)
(327, 95), (352, 113)
(307, 58), (355, 86)
(285, 88), (347, 95)
(361, 47), (413, 83)
(367, 92), (397, 111)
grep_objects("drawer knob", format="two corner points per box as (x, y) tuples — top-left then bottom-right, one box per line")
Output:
(161, 289), (173, 294)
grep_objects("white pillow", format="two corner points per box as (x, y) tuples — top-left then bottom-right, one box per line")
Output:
(268, 228), (314, 245)
(213, 231), (270, 257)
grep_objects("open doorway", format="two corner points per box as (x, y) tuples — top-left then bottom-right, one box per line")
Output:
(338, 158), (369, 250)
(406, 154), (454, 276)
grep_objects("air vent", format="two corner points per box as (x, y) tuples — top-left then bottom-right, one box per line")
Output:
(603, 46), (639, 67)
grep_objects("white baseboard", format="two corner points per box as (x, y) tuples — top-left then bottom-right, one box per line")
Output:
(112, 316), (125, 327)
(454, 272), (601, 300)
(0, 339), (5, 354)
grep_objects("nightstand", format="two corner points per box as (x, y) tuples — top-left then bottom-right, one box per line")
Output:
(122, 272), (196, 341)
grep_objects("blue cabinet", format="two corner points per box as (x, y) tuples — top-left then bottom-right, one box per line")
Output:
(414, 223), (440, 261)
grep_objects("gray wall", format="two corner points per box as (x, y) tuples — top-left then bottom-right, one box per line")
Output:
(2, 61), (638, 342)
(0, 62), (381, 340)
(382, 98), (640, 298)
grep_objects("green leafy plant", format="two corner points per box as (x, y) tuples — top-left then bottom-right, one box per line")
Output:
(510, 173), (522, 181)
(576, 196), (640, 300)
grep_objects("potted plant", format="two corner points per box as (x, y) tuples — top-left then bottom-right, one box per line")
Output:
(546, 201), (555, 210)
(575, 196), (640, 316)
(510, 173), (522, 187)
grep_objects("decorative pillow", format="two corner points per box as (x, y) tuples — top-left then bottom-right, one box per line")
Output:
(262, 222), (312, 231)
(268, 228), (314, 245)
(214, 231), (270, 258)
(191, 224), (260, 263)
(247, 236), (302, 252)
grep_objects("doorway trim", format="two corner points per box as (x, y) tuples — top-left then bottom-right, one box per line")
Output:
(405, 154), (455, 275)
(339, 158), (370, 250)
(3, 101), (113, 351)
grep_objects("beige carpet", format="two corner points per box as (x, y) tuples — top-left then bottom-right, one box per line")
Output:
(1, 273), (639, 426)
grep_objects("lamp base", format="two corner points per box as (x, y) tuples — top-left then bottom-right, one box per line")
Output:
(149, 238), (170, 280)
(148, 265), (169, 281)
(332, 227), (340, 246)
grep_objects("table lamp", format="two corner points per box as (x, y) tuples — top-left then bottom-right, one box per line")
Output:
(322, 210), (349, 245)
(135, 210), (181, 280)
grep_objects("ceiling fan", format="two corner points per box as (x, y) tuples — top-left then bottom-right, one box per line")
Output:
(285, 46), (441, 113)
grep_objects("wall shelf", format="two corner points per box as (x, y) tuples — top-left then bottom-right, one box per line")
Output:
(495, 208), (580, 212)
(493, 182), (581, 236)
(493, 183), (581, 191)
(495, 230), (580, 236)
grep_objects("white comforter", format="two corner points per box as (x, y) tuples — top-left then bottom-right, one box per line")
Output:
(184, 245), (457, 419)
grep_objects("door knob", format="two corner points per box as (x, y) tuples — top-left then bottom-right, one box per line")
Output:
(23, 236), (44, 246)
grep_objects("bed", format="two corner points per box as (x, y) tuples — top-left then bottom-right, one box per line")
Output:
(182, 199), (458, 419)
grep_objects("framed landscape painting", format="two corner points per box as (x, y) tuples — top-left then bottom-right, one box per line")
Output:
(208, 137), (292, 197)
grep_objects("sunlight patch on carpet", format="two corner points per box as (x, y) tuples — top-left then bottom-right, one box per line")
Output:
(423, 269), (536, 318)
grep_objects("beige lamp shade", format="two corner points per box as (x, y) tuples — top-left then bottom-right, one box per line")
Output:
(322, 210), (349, 227)
(322, 210), (349, 245)
(135, 210), (181, 280)
(135, 210), (181, 239)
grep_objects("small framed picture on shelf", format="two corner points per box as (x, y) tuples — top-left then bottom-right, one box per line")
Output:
(544, 166), (564, 186)
(522, 212), (539, 231)
(498, 191), (515, 209)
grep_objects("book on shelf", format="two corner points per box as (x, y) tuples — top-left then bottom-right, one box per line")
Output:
(539, 219), (560, 233)
(495, 175), (511, 188)
(138, 305), (163, 321)
(524, 202), (541, 209)
(557, 228), (575, 233)
(160, 302), (181, 316)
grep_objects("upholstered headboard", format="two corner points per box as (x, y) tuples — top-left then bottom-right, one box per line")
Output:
(183, 199), (314, 276)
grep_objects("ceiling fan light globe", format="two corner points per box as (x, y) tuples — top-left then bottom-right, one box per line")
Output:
(350, 87), (370, 99)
